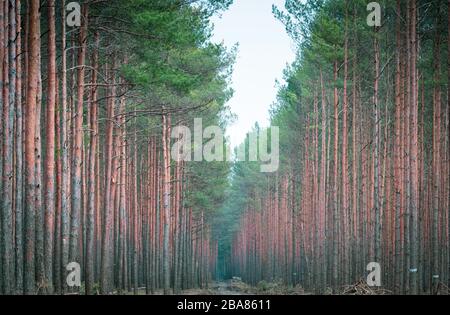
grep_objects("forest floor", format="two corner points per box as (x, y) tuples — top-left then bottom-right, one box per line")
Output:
(132, 280), (247, 295)
(182, 281), (246, 295)
(120, 279), (450, 295)
(135, 279), (309, 295)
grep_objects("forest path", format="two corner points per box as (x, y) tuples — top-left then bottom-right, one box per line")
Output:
(179, 281), (247, 295)
(209, 281), (246, 295)
(138, 281), (247, 295)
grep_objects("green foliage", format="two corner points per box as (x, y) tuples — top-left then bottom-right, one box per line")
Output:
(89, 0), (236, 240)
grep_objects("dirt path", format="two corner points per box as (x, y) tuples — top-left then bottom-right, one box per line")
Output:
(139, 281), (248, 295)
(131, 280), (311, 295)
(178, 281), (247, 295)
(209, 281), (246, 295)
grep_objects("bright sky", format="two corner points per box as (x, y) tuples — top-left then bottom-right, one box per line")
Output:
(211, 0), (295, 149)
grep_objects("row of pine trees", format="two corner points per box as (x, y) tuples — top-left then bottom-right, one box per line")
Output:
(225, 0), (449, 295)
(0, 0), (233, 295)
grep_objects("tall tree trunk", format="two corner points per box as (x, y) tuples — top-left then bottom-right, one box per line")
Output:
(162, 112), (171, 294)
(409, 0), (419, 294)
(24, 0), (40, 294)
(447, 0), (450, 291)
(118, 93), (127, 293)
(373, 24), (381, 266)
(60, 0), (72, 294)
(0, 0), (4, 294)
(14, 0), (23, 294)
(332, 59), (339, 290)
(86, 31), (99, 295)
(394, 0), (403, 294)
(133, 108), (138, 294)
(44, 0), (56, 294)
(70, 3), (88, 271)
(100, 61), (116, 294)
(319, 70), (327, 294)
(2, 0), (14, 295)
(432, 7), (442, 294)
(34, 15), (44, 292)
(54, 72), (62, 294)
(341, 1), (349, 285)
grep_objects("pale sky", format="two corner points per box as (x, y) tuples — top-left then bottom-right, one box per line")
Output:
(211, 0), (295, 149)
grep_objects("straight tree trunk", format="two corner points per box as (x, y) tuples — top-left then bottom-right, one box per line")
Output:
(319, 70), (327, 294)
(86, 32), (99, 295)
(447, 0), (450, 290)
(432, 9), (442, 293)
(133, 110), (138, 294)
(332, 60), (339, 290)
(101, 61), (116, 294)
(373, 24), (381, 266)
(1, 0), (13, 295)
(14, 0), (23, 294)
(394, 0), (403, 293)
(44, 0), (56, 294)
(54, 72), (62, 294)
(351, 6), (359, 281)
(34, 17), (44, 292)
(0, 0), (4, 292)
(162, 112), (171, 294)
(341, 1), (349, 285)
(24, 0), (40, 294)
(70, 3), (88, 270)
(409, 0), (419, 294)
(60, 0), (72, 293)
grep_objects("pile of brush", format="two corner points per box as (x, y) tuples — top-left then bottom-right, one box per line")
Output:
(340, 279), (392, 295)
(435, 282), (450, 295)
